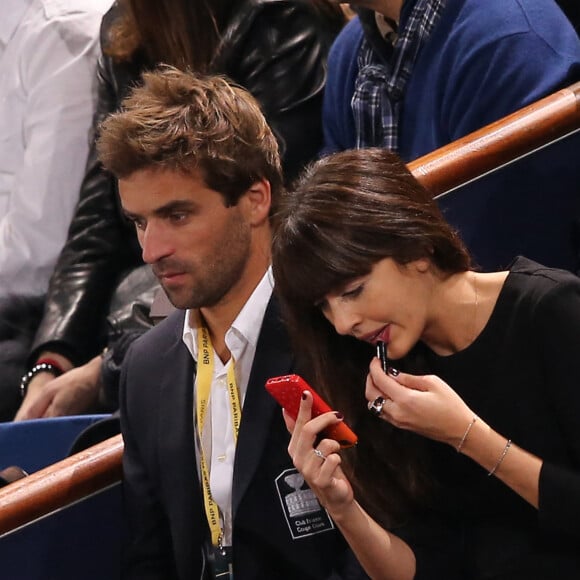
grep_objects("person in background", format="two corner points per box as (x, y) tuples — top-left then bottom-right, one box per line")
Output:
(0, 0), (111, 296)
(9, 0), (344, 422)
(271, 147), (580, 579)
(98, 66), (368, 579)
(322, 0), (580, 273)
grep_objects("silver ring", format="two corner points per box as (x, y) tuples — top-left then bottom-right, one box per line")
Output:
(368, 396), (385, 417)
(313, 449), (326, 461)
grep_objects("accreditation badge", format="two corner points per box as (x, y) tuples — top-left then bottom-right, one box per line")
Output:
(208, 545), (233, 579)
(275, 468), (335, 539)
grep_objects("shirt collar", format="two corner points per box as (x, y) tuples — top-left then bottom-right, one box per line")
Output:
(0, 0), (33, 47)
(183, 267), (275, 360)
(228, 266), (274, 350)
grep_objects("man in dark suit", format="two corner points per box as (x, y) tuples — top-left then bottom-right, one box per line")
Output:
(96, 67), (367, 579)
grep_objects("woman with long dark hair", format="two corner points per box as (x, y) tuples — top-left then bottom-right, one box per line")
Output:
(271, 148), (580, 578)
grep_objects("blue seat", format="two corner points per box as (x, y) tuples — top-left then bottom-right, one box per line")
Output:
(0, 414), (109, 473)
(0, 415), (122, 580)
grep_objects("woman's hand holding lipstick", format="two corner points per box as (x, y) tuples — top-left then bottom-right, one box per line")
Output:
(366, 360), (477, 448)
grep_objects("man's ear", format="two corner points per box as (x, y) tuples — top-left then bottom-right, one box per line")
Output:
(243, 178), (271, 226)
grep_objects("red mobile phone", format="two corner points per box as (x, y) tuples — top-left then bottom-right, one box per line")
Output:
(265, 374), (358, 448)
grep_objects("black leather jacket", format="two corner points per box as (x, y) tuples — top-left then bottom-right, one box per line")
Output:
(31, 0), (341, 365)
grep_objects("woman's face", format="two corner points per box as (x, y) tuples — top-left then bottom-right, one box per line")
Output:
(318, 257), (432, 360)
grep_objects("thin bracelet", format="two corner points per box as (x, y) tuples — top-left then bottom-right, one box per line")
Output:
(488, 439), (512, 477)
(456, 415), (478, 453)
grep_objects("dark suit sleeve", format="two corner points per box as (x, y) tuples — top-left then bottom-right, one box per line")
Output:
(119, 342), (179, 579)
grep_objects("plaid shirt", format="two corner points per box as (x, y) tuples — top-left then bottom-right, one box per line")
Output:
(352, 0), (446, 153)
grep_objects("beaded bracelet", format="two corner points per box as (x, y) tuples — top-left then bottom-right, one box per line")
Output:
(20, 362), (63, 398)
(36, 357), (65, 374)
(456, 415), (478, 453)
(488, 439), (512, 477)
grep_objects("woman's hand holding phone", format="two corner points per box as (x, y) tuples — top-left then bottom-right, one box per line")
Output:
(286, 389), (355, 515)
(265, 374), (357, 448)
(265, 374), (357, 515)
(267, 375), (417, 579)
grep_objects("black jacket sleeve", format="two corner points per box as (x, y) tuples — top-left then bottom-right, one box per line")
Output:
(30, 9), (144, 365)
(218, 0), (340, 183)
(536, 279), (580, 541)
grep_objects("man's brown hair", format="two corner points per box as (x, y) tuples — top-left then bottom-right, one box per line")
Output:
(97, 65), (283, 209)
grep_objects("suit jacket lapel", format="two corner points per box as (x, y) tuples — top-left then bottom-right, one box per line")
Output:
(156, 313), (206, 548)
(157, 313), (197, 469)
(232, 297), (294, 515)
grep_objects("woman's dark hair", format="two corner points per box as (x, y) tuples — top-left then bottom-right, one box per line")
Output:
(105, 0), (234, 70)
(272, 148), (471, 525)
(105, 0), (344, 71)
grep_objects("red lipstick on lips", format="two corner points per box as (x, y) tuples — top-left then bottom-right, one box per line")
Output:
(362, 325), (390, 346)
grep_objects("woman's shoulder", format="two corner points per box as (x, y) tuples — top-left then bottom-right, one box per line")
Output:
(505, 256), (580, 313)
(509, 256), (580, 285)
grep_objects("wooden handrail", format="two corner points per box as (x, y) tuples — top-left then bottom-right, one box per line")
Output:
(0, 433), (123, 537)
(408, 82), (580, 196)
(1, 83), (580, 537)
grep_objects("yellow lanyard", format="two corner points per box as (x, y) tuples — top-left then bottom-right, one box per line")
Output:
(195, 323), (241, 548)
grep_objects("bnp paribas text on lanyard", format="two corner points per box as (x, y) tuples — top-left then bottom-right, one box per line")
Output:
(195, 319), (241, 578)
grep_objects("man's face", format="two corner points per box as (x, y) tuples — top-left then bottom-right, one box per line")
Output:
(119, 168), (252, 310)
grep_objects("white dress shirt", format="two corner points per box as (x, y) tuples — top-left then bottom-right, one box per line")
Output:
(182, 268), (275, 546)
(0, 0), (112, 296)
